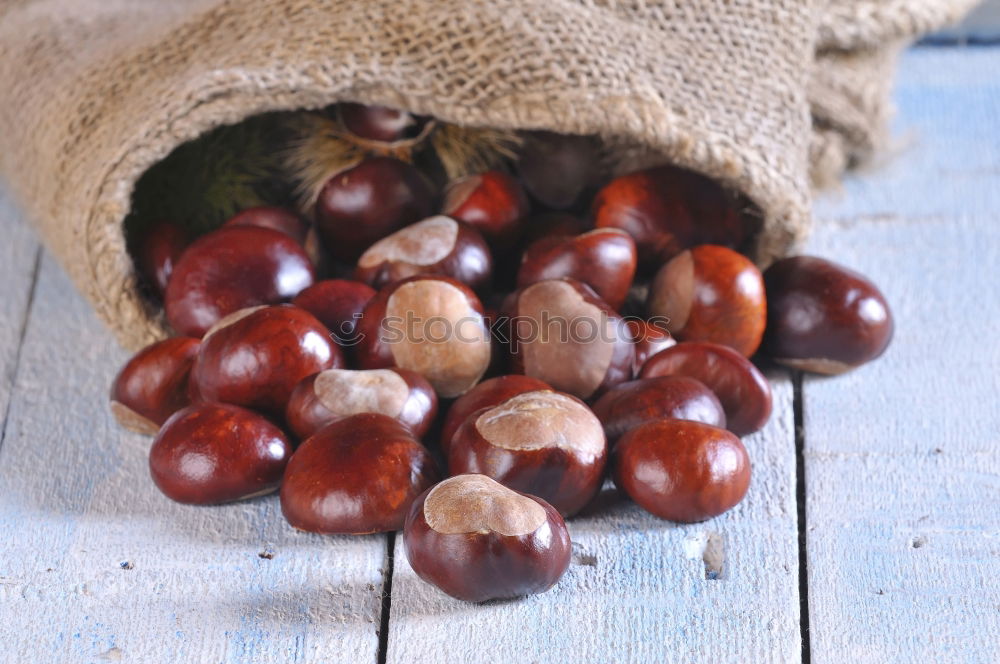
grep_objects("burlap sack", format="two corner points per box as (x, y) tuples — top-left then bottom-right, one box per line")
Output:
(808, 0), (979, 186)
(0, 0), (818, 350)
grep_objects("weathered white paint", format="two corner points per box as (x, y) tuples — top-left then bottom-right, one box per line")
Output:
(0, 189), (40, 431)
(805, 47), (1000, 664)
(0, 253), (386, 663)
(387, 377), (801, 663)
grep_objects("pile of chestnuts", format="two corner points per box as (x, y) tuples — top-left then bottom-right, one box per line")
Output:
(111, 103), (894, 603)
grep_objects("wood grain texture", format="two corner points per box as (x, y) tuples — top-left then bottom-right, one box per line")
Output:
(805, 47), (1000, 664)
(0, 187), (40, 440)
(0, 254), (386, 664)
(386, 377), (801, 664)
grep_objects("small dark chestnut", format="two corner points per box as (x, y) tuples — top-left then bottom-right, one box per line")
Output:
(223, 206), (310, 246)
(439, 374), (552, 456)
(517, 131), (601, 210)
(449, 390), (607, 517)
(646, 244), (766, 357)
(504, 278), (634, 400)
(149, 403), (292, 504)
(135, 220), (189, 298)
(591, 376), (726, 445)
(403, 474), (571, 602)
(110, 337), (200, 435)
(315, 157), (435, 262)
(191, 305), (342, 416)
(291, 279), (376, 346)
(164, 226), (315, 337)
(285, 367), (437, 440)
(355, 216), (492, 290)
(627, 318), (676, 376)
(613, 418), (750, 523)
(338, 103), (425, 142)
(355, 276), (492, 398)
(763, 256), (893, 374)
(640, 341), (772, 436)
(517, 228), (637, 311)
(441, 171), (529, 251)
(280, 414), (439, 534)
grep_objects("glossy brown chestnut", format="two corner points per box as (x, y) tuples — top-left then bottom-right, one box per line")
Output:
(136, 220), (189, 298)
(627, 318), (677, 376)
(223, 206), (309, 245)
(449, 390), (607, 517)
(280, 414), (439, 534)
(285, 367), (437, 440)
(291, 279), (376, 346)
(647, 245), (766, 357)
(164, 226), (315, 337)
(505, 278), (634, 400)
(355, 276), (492, 398)
(403, 474), (571, 602)
(110, 337), (200, 435)
(641, 341), (772, 436)
(517, 131), (601, 210)
(763, 256), (894, 374)
(593, 165), (754, 270)
(355, 216), (492, 290)
(315, 157), (435, 262)
(591, 376), (726, 445)
(441, 171), (529, 250)
(338, 103), (424, 142)
(150, 403), (292, 504)
(517, 228), (637, 311)
(613, 418), (750, 523)
(439, 374), (552, 456)
(191, 305), (342, 416)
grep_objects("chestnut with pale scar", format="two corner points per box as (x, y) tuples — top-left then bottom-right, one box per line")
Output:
(423, 473), (547, 536)
(449, 390), (607, 516)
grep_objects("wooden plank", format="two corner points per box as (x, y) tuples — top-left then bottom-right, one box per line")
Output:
(0, 253), (386, 663)
(805, 47), (1000, 663)
(928, 0), (1000, 42)
(0, 186), (41, 438)
(386, 377), (801, 664)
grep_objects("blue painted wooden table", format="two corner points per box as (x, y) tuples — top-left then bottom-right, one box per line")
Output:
(0, 45), (998, 663)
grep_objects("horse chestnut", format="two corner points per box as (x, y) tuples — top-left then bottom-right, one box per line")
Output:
(135, 220), (189, 298)
(165, 226), (315, 337)
(439, 375), (552, 455)
(517, 228), (637, 311)
(280, 414), (439, 534)
(149, 403), (292, 504)
(285, 367), (437, 440)
(223, 206), (310, 245)
(517, 131), (601, 210)
(291, 279), (376, 346)
(315, 157), (435, 262)
(647, 245), (766, 357)
(763, 256), (893, 374)
(355, 276), (492, 398)
(449, 390), (607, 516)
(110, 337), (200, 435)
(505, 278), (634, 400)
(591, 376), (726, 445)
(613, 418), (750, 523)
(593, 165), (754, 270)
(355, 216), (492, 290)
(640, 341), (772, 436)
(191, 305), (341, 416)
(442, 171), (529, 251)
(403, 474), (571, 602)
(338, 103), (425, 142)
(627, 319), (676, 376)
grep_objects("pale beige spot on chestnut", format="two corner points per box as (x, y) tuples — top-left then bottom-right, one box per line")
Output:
(357, 216), (458, 269)
(648, 250), (694, 331)
(110, 401), (159, 436)
(475, 391), (605, 458)
(424, 474), (547, 536)
(774, 357), (853, 376)
(517, 280), (616, 399)
(201, 305), (268, 341)
(313, 369), (409, 417)
(385, 280), (490, 398)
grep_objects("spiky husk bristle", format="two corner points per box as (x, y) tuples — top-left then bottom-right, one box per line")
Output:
(282, 113), (366, 213)
(431, 124), (522, 180)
